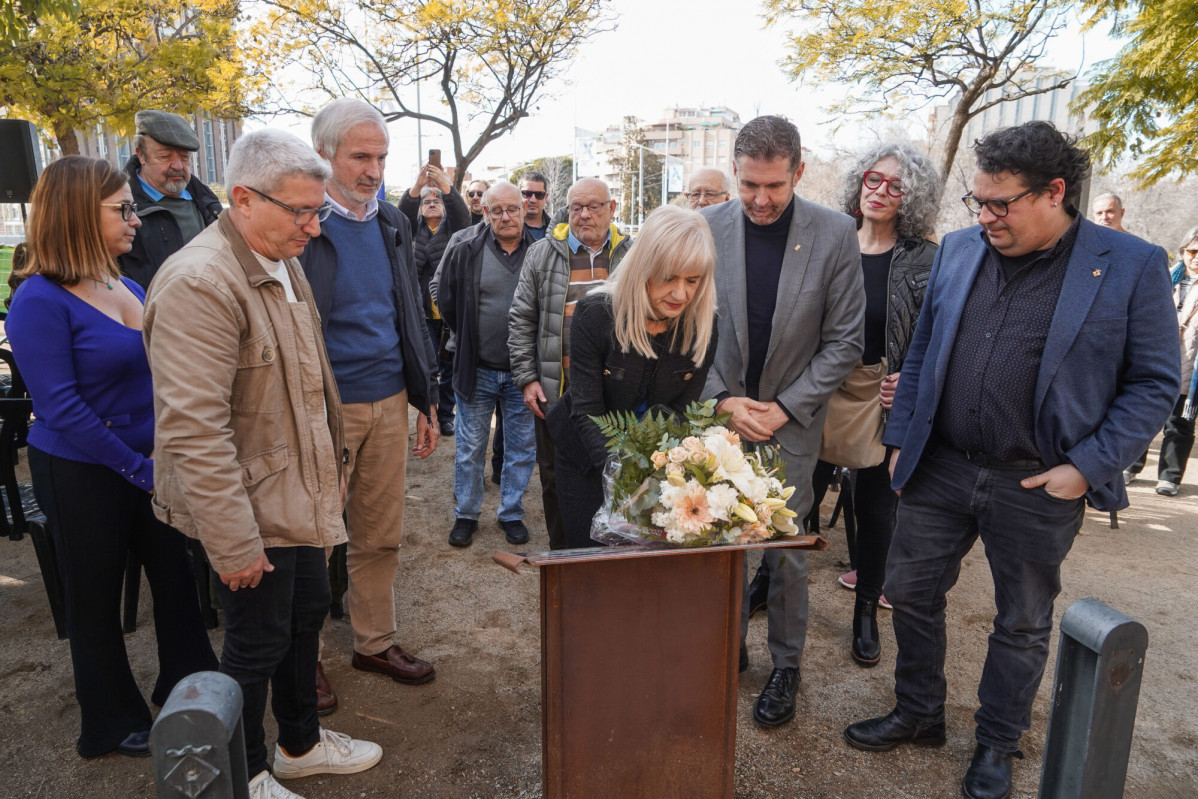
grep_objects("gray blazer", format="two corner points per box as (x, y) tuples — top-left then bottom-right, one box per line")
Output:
(700, 196), (865, 457)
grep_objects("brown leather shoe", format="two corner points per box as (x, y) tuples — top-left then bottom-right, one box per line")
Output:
(315, 661), (338, 716)
(352, 645), (436, 685)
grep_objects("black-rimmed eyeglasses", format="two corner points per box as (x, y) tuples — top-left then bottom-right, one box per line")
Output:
(521, 190), (547, 200)
(246, 186), (333, 225)
(961, 188), (1036, 218)
(100, 201), (139, 221)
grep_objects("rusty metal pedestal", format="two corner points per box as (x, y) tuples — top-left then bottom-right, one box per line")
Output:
(496, 536), (825, 799)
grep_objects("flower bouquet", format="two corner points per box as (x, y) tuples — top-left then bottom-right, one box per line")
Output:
(589, 399), (799, 547)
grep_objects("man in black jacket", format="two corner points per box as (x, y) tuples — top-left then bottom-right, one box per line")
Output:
(300, 98), (441, 711)
(435, 181), (538, 548)
(120, 110), (223, 290)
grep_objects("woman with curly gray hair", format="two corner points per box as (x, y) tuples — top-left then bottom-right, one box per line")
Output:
(815, 142), (943, 666)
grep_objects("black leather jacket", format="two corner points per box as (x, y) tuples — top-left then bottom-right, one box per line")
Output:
(885, 237), (938, 376)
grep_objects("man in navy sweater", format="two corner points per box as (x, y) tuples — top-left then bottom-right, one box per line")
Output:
(300, 98), (441, 711)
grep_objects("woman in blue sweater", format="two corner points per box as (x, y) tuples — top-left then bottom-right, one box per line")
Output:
(6, 157), (217, 759)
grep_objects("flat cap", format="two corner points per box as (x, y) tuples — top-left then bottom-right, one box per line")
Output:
(134, 110), (200, 151)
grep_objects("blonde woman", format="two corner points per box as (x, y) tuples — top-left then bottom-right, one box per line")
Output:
(546, 205), (719, 548)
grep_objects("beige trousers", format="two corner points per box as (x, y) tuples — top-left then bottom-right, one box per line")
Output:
(343, 391), (410, 655)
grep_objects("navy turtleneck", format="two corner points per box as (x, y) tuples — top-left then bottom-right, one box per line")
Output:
(743, 198), (795, 399)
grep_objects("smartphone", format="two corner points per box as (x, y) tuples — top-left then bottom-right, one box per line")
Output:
(428, 149), (441, 168)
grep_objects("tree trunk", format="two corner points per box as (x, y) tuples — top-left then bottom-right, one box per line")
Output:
(940, 107), (969, 181)
(54, 124), (79, 156)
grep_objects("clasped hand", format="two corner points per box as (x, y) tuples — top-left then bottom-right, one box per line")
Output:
(719, 397), (788, 442)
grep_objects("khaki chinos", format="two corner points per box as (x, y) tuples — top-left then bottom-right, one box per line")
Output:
(343, 390), (410, 656)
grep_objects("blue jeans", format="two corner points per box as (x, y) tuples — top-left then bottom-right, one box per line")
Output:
(454, 368), (535, 521)
(886, 444), (1084, 753)
(212, 545), (329, 778)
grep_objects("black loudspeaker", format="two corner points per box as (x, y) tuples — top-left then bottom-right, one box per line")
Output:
(0, 119), (42, 203)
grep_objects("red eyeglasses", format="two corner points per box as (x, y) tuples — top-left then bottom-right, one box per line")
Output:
(863, 171), (904, 197)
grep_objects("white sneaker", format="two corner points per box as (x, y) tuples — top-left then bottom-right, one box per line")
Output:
(1156, 480), (1180, 497)
(273, 728), (383, 780)
(249, 770), (305, 799)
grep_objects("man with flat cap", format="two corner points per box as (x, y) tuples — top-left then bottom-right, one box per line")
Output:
(121, 109), (224, 290)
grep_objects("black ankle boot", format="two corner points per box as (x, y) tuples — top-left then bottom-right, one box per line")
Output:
(852, 596), (880, 666)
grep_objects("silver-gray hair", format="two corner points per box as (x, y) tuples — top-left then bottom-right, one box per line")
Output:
(311, 97), (388, 158)
(1179, 225), (1198, 253)
(419, 185), (443, 201)
(838, 142), (943, 240)
(481, 180), (518, 208)
(1093, 192), (1124, 209)
(225, 129), (330, 195)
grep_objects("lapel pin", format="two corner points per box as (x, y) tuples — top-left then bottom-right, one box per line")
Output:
(1092, 269), (1101, 277)
(794, 244), (801, 251)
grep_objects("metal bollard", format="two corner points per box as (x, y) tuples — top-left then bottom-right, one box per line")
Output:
(1039, 598), (1148, 799)
(152, 671), (249, 799)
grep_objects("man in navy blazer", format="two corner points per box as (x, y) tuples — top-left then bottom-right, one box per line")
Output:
(845, 122), (1179, 799)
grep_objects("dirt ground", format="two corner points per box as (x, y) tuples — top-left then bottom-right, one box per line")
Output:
(2, 411), (1196, 798)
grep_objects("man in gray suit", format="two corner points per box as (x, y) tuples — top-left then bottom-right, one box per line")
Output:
(702, 115), (864, 727)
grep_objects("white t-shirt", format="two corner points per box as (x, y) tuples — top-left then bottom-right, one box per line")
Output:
(254, 252), (298, 302)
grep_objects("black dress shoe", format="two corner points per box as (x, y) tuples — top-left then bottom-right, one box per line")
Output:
(439, 419), (455, 437)
(962, 743), (1020, 799)
(843, 708), (946, 751)
(500, 519), (529, 545)
(747, 563), (769, 619)
(117, 730), (151, 758)
(448, 518), (477, 547)
(851, 596), (881, 667)
(752, 667), (799, 727)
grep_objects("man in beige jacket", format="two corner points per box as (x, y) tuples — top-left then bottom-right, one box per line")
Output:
(145, 129), (382, 799)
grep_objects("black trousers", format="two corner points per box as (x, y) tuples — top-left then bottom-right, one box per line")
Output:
(211, 544), (329, 779)
(811, 457), (897, 601)
(535, 415), (565, 549)
(1128, 395), (1194, 484)
(28, 448), (218, 758)
(554, 446), (605, 550)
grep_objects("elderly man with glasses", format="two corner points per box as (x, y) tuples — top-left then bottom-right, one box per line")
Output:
(119, 109), (224, 290)
(433, 181), (539, 547)
(685, 167), (731, 209)
(509, 177), (631, 549)
(844, 121), (1179, 799)
(145, 129), (384, 799)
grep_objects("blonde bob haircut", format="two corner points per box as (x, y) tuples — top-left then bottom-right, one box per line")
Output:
(595, 205), (716, 367)
(22, 156), (128, 286)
